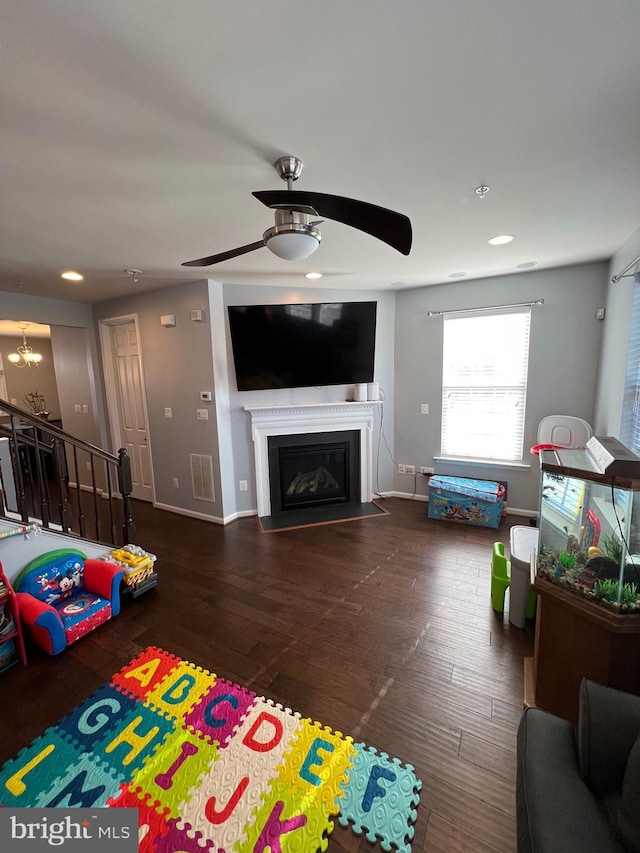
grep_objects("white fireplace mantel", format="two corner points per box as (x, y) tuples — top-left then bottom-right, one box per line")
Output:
(245, 402), (380, 518)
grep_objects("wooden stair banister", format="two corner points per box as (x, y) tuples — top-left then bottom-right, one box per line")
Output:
(0, 399), (135, 546)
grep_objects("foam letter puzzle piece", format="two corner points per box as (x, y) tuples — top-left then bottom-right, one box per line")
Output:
(337, 744), (422, 853)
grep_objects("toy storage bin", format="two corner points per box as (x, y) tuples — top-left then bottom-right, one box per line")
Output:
(428, 475), (505, 528)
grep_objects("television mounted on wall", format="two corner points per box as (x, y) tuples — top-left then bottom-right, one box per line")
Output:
(227, 301), (377, 391)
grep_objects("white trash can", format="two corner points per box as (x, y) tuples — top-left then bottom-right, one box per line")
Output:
(509, 525), (539, 628)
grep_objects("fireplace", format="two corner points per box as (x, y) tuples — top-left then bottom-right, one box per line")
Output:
(268, 430), (360, 514)
(244, 402), (379, 519)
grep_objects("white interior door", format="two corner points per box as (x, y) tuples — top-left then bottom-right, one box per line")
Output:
(109, 321), (153, 502)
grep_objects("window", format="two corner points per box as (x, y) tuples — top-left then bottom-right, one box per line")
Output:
(441, 308), (531, 461)
(621, 278), (640, 451)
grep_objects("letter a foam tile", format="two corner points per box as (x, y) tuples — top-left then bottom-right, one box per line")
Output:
(337, 743), (422, 853)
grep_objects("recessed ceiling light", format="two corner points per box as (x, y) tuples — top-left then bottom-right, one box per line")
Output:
(304, 272), (322, 280)
(61, 271), (84, 281)
(487, 234), (515, 245)
(448, 272), (467, 279)
(516, 261), (538, 270)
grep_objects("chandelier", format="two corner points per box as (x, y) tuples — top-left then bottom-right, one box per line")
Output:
(8, 324), (42, 367)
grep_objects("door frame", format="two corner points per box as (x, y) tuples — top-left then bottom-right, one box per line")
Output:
(98, 313), (155, 502)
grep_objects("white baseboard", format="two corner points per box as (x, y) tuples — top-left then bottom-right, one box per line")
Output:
(151, 501), (254, 526)
(150, 496), (537, 526)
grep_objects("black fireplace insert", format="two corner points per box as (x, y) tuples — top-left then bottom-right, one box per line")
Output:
(268, 430), (360, 514)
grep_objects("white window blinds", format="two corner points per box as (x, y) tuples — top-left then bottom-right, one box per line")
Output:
(441, 308), (531, 461)
(620, 279), (640, 451)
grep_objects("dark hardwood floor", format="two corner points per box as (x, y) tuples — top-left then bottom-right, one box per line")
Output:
(0, 497), (534, 852)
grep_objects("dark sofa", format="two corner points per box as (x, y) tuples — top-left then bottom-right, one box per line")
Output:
(517, 679), (640, 853)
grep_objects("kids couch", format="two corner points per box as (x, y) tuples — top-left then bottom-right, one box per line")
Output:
(14, 549), (123, 655)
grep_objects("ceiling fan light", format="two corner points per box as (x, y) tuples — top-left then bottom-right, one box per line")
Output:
(263, 221), (321, 261)
(266, 232), (320, 261)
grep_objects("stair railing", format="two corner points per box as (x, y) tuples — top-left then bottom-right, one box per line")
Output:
(0, 400), (135, 546)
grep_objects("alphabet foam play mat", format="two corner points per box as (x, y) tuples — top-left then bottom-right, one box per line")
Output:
(0, 647), (421, 852)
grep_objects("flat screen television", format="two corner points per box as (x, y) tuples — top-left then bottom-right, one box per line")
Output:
(227, 301), (377, 391)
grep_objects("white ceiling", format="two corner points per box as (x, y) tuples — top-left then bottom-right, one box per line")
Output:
(1, 0), (639, 305)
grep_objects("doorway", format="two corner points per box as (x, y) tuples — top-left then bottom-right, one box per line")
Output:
(99, 316), (153, 502)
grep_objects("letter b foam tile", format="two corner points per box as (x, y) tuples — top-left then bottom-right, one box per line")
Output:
(337, 743), (422, 853)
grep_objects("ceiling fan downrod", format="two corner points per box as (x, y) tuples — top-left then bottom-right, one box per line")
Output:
(273, 155), (304, 191)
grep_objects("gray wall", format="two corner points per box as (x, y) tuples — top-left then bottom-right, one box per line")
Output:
(51, 325), (105, 490)
(393, 262), (608, 513)
(50, 326), (101, 444)
(92, 279), (227, 521)
(220, 283), (396, 514)
(594, 227), (640, 435)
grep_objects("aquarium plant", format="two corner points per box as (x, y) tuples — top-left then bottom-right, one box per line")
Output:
(557, 550), (577, 570)
(600, 532), (623, 564)
(594, 579), (638, 605)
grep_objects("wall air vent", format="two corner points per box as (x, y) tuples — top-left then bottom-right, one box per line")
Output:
(190, 453), (215, 502)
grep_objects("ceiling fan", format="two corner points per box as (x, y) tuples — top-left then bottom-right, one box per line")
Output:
(182, 156), (412, 267)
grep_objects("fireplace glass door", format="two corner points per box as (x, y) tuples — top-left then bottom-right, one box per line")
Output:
(268, 430), (360, 515)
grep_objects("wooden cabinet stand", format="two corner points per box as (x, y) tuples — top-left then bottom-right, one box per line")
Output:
(533, 575), (640, 724)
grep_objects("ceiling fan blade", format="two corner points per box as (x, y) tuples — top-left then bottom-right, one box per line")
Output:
(253, 190), (412, 255)
(182, 240), (265, 267)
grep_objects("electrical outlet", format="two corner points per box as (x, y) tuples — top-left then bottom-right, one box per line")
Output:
(196, 408), (208, 420)
(239, 480), (248, 491)
(406, 464), (416, 474)
(426, 466), (435, 474)
(172, 478), (179, 488)
(398, 463), (406, 474)
(164, 407), (173, 418)
(420, 403), (429, 414)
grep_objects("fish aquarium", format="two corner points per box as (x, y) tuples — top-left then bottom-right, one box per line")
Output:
(537, 437), (640, 614)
